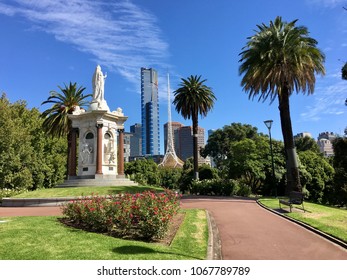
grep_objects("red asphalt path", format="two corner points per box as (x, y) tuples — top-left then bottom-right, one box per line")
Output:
(1, 197), (346, 260)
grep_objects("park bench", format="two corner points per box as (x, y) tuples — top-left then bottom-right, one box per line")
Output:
(279, 191), (305, 212)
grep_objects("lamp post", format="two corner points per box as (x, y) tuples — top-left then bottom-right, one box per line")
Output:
(264, 120), (276, 197)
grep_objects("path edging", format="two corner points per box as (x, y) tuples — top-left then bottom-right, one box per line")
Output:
(206, 210), (222, 260)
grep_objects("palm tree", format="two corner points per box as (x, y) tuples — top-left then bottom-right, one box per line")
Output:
(41, 82), (91, 177)
(342, 62), (347, 106)
(173, 75), (216, 180)
(239, 16), (325, 194)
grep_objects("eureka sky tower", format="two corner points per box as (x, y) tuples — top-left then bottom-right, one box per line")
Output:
(140, 67), (160, 156)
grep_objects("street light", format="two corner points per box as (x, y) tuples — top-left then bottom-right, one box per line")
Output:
(264, 120), (276, 197)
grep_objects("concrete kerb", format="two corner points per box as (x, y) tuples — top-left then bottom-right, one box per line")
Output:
(206, 210), (222, 260)
(256, 199), (347, 250)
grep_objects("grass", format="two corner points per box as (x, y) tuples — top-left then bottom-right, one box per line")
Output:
(9, 185), (164, 198)
(0, 208), (208, 260)
(258, 198), (347, 243)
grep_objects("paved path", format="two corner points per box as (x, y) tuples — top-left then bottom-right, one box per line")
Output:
(1, 197), (346, 260)
(181, 198), (347, 260)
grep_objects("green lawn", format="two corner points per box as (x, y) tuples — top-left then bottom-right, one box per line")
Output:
(10, 185), (164, 198)
(258, 198), (347, 243)
(0, 209), (207, 260)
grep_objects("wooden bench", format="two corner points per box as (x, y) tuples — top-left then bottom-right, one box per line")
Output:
(279, 191), (305, 212)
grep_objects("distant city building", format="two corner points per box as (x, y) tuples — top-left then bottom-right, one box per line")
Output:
(123, 132), (131, 162)
(129, 123), (142, 157)
(164, 121), (182, 155)
(207, 129), (217, 167)
(164, 122), (206, 164)
(141, 67), (160, 156)
(294, 132), (312, 139)
(317, 132), (336, 157)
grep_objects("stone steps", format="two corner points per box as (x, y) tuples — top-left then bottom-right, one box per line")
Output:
(56, 178), (138, 187)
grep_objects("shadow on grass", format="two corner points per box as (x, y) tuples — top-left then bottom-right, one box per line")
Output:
(272, 207), (310, 214)
(112, 245), (201, 259)
(106, 186), (163, 195)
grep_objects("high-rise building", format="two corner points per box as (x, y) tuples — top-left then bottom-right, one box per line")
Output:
(123, 132), (131, 163)
(129, 123), (142, 157)
(141, 67), (160, 156)
(178, 126), (205, 162)
(317, 132), (336, 157)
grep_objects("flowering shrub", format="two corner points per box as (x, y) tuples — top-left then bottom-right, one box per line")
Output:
(62, 195), (112, 232)
(61, 190), (181, 240)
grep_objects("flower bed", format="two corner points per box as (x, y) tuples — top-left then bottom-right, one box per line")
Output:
(61, 190), (181, 240)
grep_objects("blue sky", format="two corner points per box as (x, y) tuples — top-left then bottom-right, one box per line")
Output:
(1, 0), (346, 154)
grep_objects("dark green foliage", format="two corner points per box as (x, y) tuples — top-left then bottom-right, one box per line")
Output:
(342, 62), (347, 80)
(297, 150), (334, 203)
(202, 123), (286, 196)
(197, 164), (219, 180)
(158, 167), (182, 189)
(190, 178), (251, 197)
(0, 94), (66, 192)
(124, 159), (160, 186)
(295, 136), (321, 154)
(330, 138), (347, 206)
(202, 123), (259, 169)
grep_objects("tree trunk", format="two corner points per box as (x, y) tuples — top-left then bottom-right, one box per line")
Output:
(192, 114), (199, 180)
(66, 131), (72, 180)
(278, 88), (302, 195)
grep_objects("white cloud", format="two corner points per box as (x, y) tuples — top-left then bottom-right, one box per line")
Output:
(0, 0), (170, 96)
(300, 79), (347, 121)
(306, 0), (347, 8)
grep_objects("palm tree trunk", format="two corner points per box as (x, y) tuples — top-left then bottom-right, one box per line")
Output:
(278, 88), (302, 195)
(192, 114), (199, 180)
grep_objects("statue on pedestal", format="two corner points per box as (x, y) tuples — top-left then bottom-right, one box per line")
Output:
(92, 65), (107, 102)
(89, 65), (110, 111)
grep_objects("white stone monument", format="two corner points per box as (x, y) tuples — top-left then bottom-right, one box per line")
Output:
(64, 65), (136, 186)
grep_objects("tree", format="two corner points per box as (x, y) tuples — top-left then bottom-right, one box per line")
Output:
(0, 94), (66, 191)
(202, 123), (259, 169)
(239, 16), (325, 194)
(295, 136), (320, 154)
(173, 75), (216, 180)
(331, 138), (347, 206)
(341, 63), (347, 106)
(124, 158), (160, 185)
(41, 82), (91, 178)
(297, 150), (334, 203)
(202, 123), (286, 195)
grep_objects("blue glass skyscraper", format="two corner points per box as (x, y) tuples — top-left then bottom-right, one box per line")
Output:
(141, 67), (160, 155)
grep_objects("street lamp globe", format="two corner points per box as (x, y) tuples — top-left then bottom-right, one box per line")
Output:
(264, 120), (273, 130)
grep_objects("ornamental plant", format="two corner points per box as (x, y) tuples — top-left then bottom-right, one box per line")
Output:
(61, 190), (181, 241)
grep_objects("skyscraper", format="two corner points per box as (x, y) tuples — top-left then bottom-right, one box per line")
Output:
(141, 67), (160, 156)
(129, 123), (142, 157)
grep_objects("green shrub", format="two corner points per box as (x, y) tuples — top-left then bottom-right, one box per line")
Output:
(158, 168), (182, 190)
(190, 178), (240, 196)
(235, 182), (251, 197)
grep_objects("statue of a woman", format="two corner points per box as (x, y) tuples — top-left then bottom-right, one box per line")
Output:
(92, 65), (107, 101)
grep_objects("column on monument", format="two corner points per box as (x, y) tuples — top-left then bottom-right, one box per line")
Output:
(96, 123), (103, 174)
(69, 128), (78, 177)
(117, 129), (125, 176)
